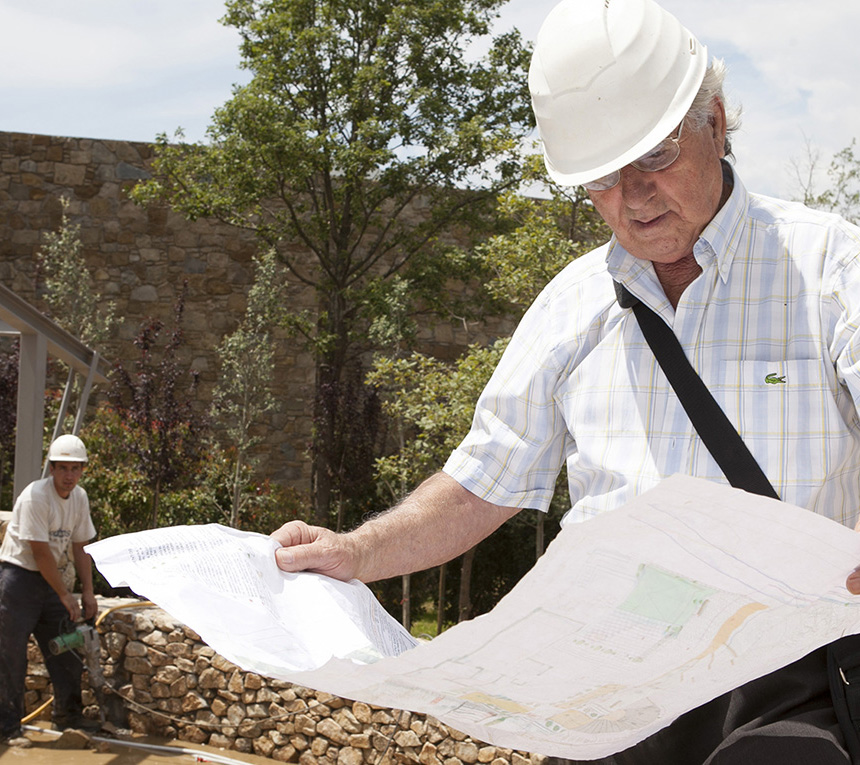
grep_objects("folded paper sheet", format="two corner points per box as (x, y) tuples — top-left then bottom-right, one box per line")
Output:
(87, 475), (860, 759)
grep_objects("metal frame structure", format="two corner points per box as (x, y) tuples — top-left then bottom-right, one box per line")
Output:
(0, 281), (110, 502)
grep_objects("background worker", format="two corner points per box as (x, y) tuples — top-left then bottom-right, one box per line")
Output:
(0, 434), (98, 744)
(271, 0), (860, 762)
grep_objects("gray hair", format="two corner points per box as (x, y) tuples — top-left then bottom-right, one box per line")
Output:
(685, 58), (742, 159)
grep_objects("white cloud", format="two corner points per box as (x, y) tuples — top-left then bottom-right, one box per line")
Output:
(661, 0), (860, 197)
(0, 0), (241, 90)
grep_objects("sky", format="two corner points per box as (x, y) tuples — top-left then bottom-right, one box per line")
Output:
(1, 0), (858, 200)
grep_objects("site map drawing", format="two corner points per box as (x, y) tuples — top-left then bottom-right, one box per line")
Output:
(87, 475), (860, 760)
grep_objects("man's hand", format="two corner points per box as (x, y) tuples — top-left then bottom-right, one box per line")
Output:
(271, 521), (359, 582)
(848, 520), (860, 594)
(60, 592), (81, 621)
(81, 591), (98, 621)
(848, 567), (860, 595)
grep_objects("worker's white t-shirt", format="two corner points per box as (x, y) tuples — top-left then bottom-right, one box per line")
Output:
(0, 476), (96, 582)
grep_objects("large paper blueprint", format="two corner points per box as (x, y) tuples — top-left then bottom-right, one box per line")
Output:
(86, 475), (860, 759)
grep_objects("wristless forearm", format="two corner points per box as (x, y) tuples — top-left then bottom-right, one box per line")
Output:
(348, 472), (519, 583)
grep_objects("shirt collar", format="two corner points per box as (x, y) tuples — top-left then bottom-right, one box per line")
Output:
(606, 161), (750, 289)
(696, 161), (749, 284)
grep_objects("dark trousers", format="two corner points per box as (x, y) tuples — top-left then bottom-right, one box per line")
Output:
(554, 645), (850, 764)
(0, 562), (83, 736)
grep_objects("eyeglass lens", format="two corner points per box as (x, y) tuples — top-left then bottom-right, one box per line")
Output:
(582, 122), (684, 192)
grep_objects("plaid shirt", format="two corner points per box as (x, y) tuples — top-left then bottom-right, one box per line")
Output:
(444, 166), (860, 527)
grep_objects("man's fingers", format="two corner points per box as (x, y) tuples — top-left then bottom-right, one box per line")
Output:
(274, 543), (321, 573)
(270, 520), (318, 548)
(848, 566), (860, 595)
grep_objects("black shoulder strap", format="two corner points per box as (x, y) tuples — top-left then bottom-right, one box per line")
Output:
(615, 282), (778, 500)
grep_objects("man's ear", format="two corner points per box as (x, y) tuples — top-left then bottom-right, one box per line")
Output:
(710, 97), (728, 159)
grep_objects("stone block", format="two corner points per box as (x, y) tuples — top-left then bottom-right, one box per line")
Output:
(151, 682), (170, 699)
(349, 733), (372, 749)
(238, 720), (262, 738)
(419, 743), (442, 765)
(352, 702), (373, 724)
(198, 667), (227, 690)
(273, 745), (298, 762)
(228, 670), (245, 693)
(317, 718), (350, 746)
(338, 746), (365, 765)
(299, 752), (319, 765)
(395, 730), (422, 748)
(227, 703), (246, 725)
(312, 737), (330, 756)
(147, 647), (172, 667)
(53, 163), (86, 186)
(181, 725), (208, 744)
(333, 708), (362, 734)
(169, 677), (189, 697)
(123, 656), (153, 675)
(154, 666), (182, 685)
(246, 703), (268, 719)
(209, 733), (233, 749)
(295, 713), (317, 736)
(165, 642), (192, 659)
(454, 742), (479, 764)
(254, 736), (277, 757)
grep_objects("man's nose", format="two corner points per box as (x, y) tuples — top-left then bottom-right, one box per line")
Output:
(619, 166), (657, 208)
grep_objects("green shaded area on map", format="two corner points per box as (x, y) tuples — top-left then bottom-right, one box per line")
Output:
(620, 564), (715, 632)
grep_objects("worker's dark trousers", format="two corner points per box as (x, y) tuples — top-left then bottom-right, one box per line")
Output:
(553, 645), (850, 764)
(0, 562), (83, 736)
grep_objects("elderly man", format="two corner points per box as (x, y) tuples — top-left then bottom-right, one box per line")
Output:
(0, 435), (98, 745)
(271, 0), (860, 762)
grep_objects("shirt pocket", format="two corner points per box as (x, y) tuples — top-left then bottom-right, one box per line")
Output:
(707, 359), (840, 491)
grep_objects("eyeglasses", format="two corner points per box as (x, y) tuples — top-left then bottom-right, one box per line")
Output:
(582, 121), (685, 192)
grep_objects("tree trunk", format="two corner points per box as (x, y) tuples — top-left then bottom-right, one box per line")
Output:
(150, 476), (162, 529)
(230, 451), (244, 528)
(401, 574), (411, 631)
(458, 547), (476, 622)
(311, 358), (337, 525)
(535, 511), (545, 560)
(436, 563), (447, 635)
(311, 291), (350, 525)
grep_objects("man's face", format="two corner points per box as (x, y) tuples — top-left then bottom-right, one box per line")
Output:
(587, 100), (728, 265)
(50, 461), (84, 499)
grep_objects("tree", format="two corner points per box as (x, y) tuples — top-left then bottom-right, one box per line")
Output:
(38, 197), (115, 347)
(131, 0), (534, 524)
(369, 174), (610, 627)
(109, 284), (208, 527)
(212, 249), (286, 527)
(791, 138), (860, 224)
(37, 196), (116, 434)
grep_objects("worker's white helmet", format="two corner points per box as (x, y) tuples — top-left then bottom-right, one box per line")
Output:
(529, 0), (707, 186)
(48, 434), (88, 463)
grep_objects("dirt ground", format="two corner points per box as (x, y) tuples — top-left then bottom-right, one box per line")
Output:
(0, 723), (275, 765)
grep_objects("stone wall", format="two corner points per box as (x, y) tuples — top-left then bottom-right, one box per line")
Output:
(0, 130), (515, 491)
(25, 599), (547, 765)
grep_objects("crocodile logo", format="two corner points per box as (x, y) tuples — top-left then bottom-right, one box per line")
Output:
(765, 373), (786, 385)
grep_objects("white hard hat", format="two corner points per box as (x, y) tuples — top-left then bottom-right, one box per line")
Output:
(48, 434), (88, 463)
(529, 0), (707, 186)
